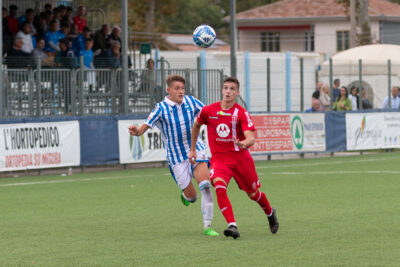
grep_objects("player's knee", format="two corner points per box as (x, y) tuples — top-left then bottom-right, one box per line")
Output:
(214, 180), (227, 197)
(183, 192), (198, 203)
(248, 190), (260, 201)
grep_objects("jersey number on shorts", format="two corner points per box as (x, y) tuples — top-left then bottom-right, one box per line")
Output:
(210, 169), (214, 178)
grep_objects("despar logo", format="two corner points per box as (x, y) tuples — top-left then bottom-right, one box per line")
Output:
(129, 125), (145, 160)
(291, 116), (304, 150)
(216, 123), (230, 138)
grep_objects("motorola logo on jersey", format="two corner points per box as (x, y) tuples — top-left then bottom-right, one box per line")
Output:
(216, 123), (230, 138)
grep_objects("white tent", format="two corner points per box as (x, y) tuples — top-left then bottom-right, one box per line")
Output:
(319, 44), (400, 108)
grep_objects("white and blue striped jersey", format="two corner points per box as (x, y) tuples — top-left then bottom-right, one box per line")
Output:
(144, 95), (207, 166)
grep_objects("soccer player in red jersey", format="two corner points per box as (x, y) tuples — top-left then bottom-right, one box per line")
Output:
(189, 76), (279, 239)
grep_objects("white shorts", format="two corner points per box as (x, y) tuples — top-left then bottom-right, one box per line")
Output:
(169, 150), (208, 190)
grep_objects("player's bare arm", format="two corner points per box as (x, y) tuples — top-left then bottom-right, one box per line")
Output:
(234, 130), (255, 149)
(128, 124), (150, 136)
(189, 120), (201, 165)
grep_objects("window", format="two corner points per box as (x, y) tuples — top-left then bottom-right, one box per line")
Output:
(261, 32), (280, 52)
(337, 31), (349, 51)
(305, 32), (315, 52)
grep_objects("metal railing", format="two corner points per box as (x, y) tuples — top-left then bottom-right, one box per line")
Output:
(1, 57), (232, 117)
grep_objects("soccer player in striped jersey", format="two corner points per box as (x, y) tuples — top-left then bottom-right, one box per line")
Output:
(128, 74), (218, 236)
(189, 76), (279, 239)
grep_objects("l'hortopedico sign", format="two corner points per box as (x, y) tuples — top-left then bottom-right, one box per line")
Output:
(0, 121), (81, 171)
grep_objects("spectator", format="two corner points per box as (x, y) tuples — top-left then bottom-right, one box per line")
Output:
(3, 7), (13, 55)
(107, 26), (121, 50)
(93, 24), (110, 57)
(333, 86), (352, 111)
(348, 86), (359, 111)
(6, 5), (19, 37)
(7, 37), (31, 69)
(44, 3), (52, 13)
(79, 37), (96, 90)
(45, 10), (54, 26)
(332, 78), (340, 102)
(72, 26), (91, 56)
(32, 38), (52, 66)
(105, 41), (122, 68)
(16, 22), (34, 54)
(316, 81), (323, 92)
(18, 9), (37, 36)
(55, 38), (75, 68)
(57, 21), (73, 41)
(44, 19), (60, 54)
(140, 58), (157, 94)
(34, 12), (48, 39)
(306, 96), (321, 112)
(62, 7), (76, 35)
(381, 86), (399, 109)
(53, 7), (63, 30)
(320, 84), (331, 111)
(59, 5), (67, 18)
(73, 6), (87, 34)
(361, 89), (373, 109)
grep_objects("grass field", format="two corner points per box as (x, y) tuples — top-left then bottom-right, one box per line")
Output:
(1, 152), (400, 266)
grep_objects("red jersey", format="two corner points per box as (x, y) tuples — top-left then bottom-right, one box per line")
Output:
(197, 102), (255, 154)
(73, 16), (87, 33)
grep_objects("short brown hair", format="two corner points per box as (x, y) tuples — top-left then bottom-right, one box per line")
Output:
(166, 75), (185, 87)
(224, 76), (240, 89)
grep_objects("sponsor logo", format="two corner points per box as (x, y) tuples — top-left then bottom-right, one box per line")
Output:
(209, 116), (219, 119)
(245, 112), (254, 127)
(353, 116), (382, 147)
(291, 116), (304, 150)
(217, 111), (231, 116)
(216, 123), (230, 138)
(216, 138), (234, 142)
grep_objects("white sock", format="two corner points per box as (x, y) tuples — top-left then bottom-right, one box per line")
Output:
(199, 180), (213, 229)
(228, 222), (237, 227)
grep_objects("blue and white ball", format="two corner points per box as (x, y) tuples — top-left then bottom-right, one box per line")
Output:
(193, 25), (216, 48)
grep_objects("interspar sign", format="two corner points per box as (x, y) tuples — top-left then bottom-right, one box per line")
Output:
(0, 121), (80, 171)
(118, 120), (209, 164)
(346, 113), (400, 150)
(249, 113), (326, 153)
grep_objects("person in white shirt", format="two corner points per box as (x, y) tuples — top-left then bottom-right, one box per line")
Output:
(348, 86), (359, 111)
(16, 22), (34, 54)
(382, 86), (400, 109)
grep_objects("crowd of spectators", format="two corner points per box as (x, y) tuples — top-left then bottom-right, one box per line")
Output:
(308, 78), (399, 112)
(2, 4), (124, 69)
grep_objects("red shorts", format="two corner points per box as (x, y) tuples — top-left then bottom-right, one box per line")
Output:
(209, 150), (260, 193)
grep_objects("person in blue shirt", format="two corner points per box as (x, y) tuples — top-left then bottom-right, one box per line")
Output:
(332, 78), (341, 102)
(79, 37), (96, 91)
(306, 92), (321, 112)
(44, 19), (60, 54)
(72, 26), (91, 57)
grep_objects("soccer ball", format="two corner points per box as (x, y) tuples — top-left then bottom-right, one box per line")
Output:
(193, 25), (216, 48)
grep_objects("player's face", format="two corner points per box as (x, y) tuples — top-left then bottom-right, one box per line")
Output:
(222, 82), (240, 103)
(167, 81), (185, 104)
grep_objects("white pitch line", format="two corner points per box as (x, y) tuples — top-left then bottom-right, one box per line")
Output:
(262, 170), (400, 175)
(256, 157), (389, 169)
(0, 173), (171, 187)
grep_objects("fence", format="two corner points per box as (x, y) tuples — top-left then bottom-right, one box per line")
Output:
(0, 56), (240, 118)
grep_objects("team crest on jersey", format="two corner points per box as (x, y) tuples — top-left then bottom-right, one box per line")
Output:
(216, 123), (230, 138)
(232, 115), (238, 122)
(217, 111), (231, 116)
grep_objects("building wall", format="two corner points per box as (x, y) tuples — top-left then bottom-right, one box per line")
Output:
(238, 29), (308, 52)
(314, 21), (380, 55)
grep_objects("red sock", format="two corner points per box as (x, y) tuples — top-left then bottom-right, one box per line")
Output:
(214, 181), (235, 224)
(250, 190), (272, 215)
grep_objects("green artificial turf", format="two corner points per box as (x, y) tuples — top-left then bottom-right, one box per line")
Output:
(1, 152), (400, 266)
